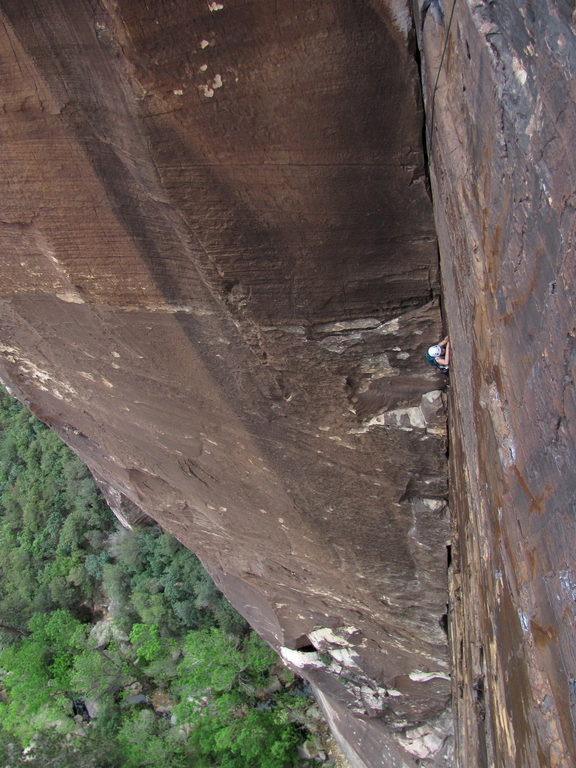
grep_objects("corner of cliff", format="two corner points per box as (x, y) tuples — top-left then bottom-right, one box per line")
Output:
(418, 1), (576, 765)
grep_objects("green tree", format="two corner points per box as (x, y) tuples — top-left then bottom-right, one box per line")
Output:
(116, 710), (189, 768)
(0, 390), (311, 766)
(0, 610), (86, 742)
(174, 629), (301, 768)
(0, 392), (114, 635)
(176, 628), (245, 696)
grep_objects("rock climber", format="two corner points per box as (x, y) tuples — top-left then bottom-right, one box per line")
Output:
(426, 335), (450, 372)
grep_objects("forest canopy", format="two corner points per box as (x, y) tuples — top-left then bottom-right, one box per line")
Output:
(0, 392), (325, 767)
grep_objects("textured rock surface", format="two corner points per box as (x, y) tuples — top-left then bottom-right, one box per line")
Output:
(0, 1), (452, 765)
(93, 473), (153, 530)
(418, 1), (576, 766)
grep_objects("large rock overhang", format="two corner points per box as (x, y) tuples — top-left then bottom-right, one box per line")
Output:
(0, 1), (451, 764)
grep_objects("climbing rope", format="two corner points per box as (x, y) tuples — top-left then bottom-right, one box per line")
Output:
(426, 0), (459, 155)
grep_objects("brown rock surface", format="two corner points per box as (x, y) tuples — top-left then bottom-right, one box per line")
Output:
(0, 1), (452, 765)
(419, 1), (576, 766)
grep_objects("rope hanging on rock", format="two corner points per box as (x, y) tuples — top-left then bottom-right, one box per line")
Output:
(426, 0), (459, 154)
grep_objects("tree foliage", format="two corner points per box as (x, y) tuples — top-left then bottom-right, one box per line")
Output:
(0, 391), (310, 766)
(0, 393), (113, 634)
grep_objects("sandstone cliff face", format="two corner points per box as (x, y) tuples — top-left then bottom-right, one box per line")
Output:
(0, 1), (452, 765)
(419, 1), (576, 766)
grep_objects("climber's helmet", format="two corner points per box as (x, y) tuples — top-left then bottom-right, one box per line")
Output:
(428, 345), (442, 358)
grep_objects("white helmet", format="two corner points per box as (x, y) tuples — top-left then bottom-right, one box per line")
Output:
(428, 345), (442, 358)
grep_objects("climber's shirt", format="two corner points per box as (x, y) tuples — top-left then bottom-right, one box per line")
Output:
(426, 350), (449, 373)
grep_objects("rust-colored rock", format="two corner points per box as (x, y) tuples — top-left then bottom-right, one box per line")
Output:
(418, 1), (576, 766)
(0, 1), (452, 765)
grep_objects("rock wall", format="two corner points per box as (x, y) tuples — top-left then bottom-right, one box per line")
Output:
(418, 1), (576, 766)
(0, 1), (452, 765)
